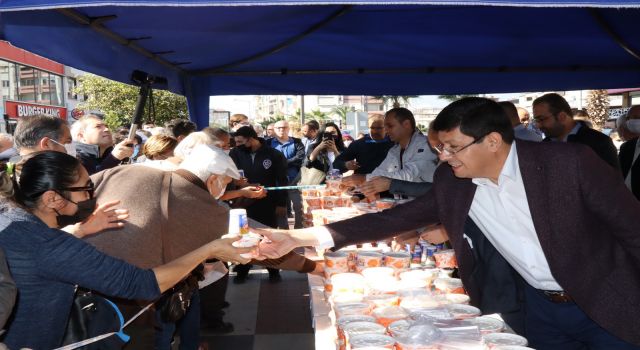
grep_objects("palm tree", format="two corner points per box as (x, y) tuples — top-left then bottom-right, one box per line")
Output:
(372, 95), (418, 109)
(307, 109), (331, 122)
(331, 105), (351, 126)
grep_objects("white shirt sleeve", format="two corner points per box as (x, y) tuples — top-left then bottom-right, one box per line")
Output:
(312, 226), (335, 250)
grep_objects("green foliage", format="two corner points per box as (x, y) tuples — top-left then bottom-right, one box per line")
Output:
(307, 109), (331, 121)
(372, 95), (418, 108)
(331, 105), (351, 125)
(417, 123), (429, 133)
(437, 94), (479, 102)
(257, 115), (286, 129)
(73, 74), (188, 129)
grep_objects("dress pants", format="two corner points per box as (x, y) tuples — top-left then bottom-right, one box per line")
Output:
(524, 283), (639, 350)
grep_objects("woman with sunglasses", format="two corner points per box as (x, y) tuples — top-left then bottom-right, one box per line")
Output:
(0, 151), (253, 349)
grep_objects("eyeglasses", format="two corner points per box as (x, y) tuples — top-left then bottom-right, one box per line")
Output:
(434, 134), (488, 157)
(60, 180), (95, 199)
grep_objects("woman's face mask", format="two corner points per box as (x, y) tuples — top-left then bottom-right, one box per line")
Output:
(55, 195), (97, 227)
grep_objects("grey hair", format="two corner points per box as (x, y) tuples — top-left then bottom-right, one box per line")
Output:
(173, 132), (215, 159)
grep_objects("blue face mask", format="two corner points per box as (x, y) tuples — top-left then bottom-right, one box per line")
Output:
(132, 145), (140, 159)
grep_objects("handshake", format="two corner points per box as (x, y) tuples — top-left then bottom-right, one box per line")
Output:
(219, 227), (321, 264)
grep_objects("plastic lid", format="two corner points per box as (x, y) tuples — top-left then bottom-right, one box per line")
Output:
(410, 307), (454, 321)
(388, 319), (412, 337)
(400, 295), (443, 311)
(373, 306), (409, 319)
(337, 314), (377, 328)
(493, 346), (535, 350)
(445, 304), (481, 319)
(445, 293), (470, 305)
(361, 267), (395, 279)
(470, 316), (504, 333)
(349, 333), (395, 348)
(343, 321), (387, 336)
(394, 324), (443, 346)
(483, 333), (529, 346)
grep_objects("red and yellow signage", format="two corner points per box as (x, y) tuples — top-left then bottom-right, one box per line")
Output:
(4, 100), (67, 120)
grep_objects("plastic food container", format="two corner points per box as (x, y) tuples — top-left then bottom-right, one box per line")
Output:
(364, 294), (399, 309)
(388, 319), (412, 337)
(445, 293), (470, 305)
(483, 333), (529, 348)
(348, 333), (395, 349)
(433, 249), (457, 268)
(367, 277), (400, 295)
(394, 324), (443, 350)
(400, 295), (443, 311)
(331, 273), (366, 296)
(356, 251), (384, 272)
(375, 199), (397, 210)
(434, 278), (465, 294)
(492, 346), (536, 350)
(372, 306), (409, 327)
(336, 315), (377, 350)
(384, 252), (411, 270)
(303, 196), (322, 207)
(322, 196), (342, 209)
(398, 278), (428, 291)
(399, 269), (436, 285)
(231, 233), (261, 259)
(324, 251), (350, 277)
(334, 302), (372, 318)
(361, 267), (395, 281)
(445, 303), (481, 320)
(331, 293), (365, 305)
(409, 307), (454, 322)
(469, 316), (504, 334)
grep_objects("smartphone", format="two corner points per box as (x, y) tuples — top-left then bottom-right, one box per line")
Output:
(322, 132), (334, 141)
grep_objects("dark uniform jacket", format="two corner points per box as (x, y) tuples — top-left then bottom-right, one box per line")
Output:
(75, 142), (121, 175)
(230, 139), (288, 228)
(333, 135), (393, 175)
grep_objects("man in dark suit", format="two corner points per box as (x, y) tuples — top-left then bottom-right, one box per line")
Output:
(619, 105), (640, 200)
(256, 98), (640, 349)
(533, 93), (621, 171)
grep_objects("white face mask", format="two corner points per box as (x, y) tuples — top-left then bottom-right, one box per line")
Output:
(50, 139), (77, 158)
(626, 119), (640, 134)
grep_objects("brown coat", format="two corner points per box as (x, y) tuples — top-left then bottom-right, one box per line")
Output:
(88, 165), (314, 272)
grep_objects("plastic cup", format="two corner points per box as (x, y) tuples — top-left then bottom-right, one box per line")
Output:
(335, 302), (372, 318)
(322, 196), (342, 209)
(367, 276), (399, 295)
(375, 199), (397, 211)
(364, 294), (400, 309)
(361, 267), (395, 281)
(434, 278), (465, 294)
(324, 251), (350, 277)
(444, 293), (470, 305)
(336, 315), (377, 350)
(303, 196), (321, 207)
(231, 233), (261, 259)
(331, 273), (366, 296)
(399, 294), (443, 311)
(384, 252), (411, 270)
(433, 249), (457, 268)
(356, 251), (384, 272)
(372, 306), (409, 327)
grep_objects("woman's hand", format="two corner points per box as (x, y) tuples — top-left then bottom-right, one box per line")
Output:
(324, 139), (338, 153)
(208, 237), (254, 264)
(240, 186), (267, 199)
(67, 200), (129, 238)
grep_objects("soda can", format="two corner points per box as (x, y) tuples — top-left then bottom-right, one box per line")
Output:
(425, 245), (437, 257)
(238, 169), (245, 178)
(435, 243), (446, 251)
(411, 244), (422, 264)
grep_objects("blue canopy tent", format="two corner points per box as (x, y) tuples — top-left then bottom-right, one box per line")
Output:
(1, 1), (639, 127)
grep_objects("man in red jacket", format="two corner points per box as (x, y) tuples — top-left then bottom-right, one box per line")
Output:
(255, 98), (640, 349)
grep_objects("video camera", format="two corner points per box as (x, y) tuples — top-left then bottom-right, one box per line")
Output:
(130, 70), (168, 89)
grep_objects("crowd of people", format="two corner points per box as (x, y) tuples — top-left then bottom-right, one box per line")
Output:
(0, 93), (638, 349)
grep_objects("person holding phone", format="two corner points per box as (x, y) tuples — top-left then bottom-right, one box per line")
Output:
(71, 114), (134, 174)
(306, 122), (346, 176)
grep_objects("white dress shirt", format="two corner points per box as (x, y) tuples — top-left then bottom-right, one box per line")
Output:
(468, 143), (562, 291)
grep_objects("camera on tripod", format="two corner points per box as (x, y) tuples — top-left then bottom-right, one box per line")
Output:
(130, 70), (168, 89)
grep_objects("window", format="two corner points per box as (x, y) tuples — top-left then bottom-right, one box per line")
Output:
(48, 74), (64, 106)
(39, 71), (50, 104)
(17, 65), (38, 103)
(67, 77), (77, 99)
(2, 81), (9, 88)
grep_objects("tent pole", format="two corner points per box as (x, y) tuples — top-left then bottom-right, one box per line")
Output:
(589, 9), (640, 62)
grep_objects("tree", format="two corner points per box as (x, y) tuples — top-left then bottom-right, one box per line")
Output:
(74, 74), (188, 129)
(331, 105), (351, 126)
(257, 115), (286, 129)
(307, 109), (331, 122)
(586, 89), (609, 129)
(417, 123), (429, 133)
(372, 95), (418, 108)
(437, 94), (479, 102)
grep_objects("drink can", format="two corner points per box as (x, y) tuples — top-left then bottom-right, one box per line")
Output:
(425, 245), (437, 257)
(435, 243), (446, 251)
(411, 244), (422, 264)
(238, 169), (245, 178)
(228, 208), (249, 235)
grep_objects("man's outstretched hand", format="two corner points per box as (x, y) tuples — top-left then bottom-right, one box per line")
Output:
(252, 227), (301, 259)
